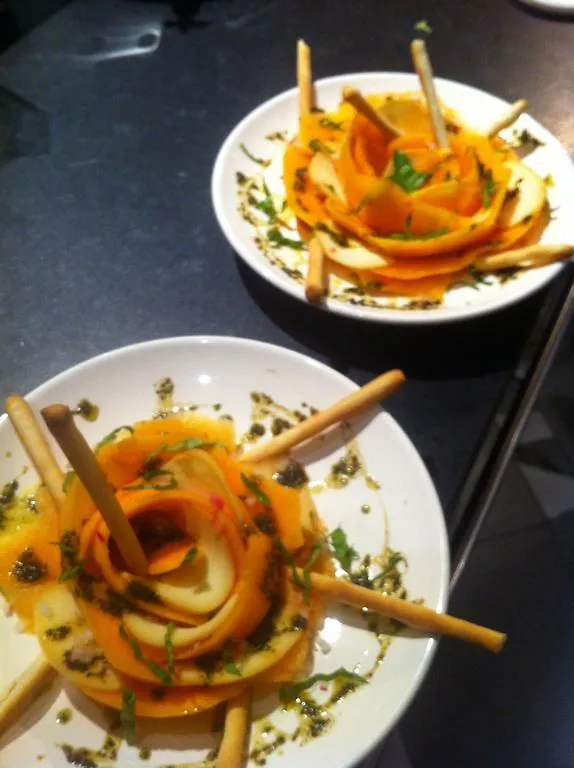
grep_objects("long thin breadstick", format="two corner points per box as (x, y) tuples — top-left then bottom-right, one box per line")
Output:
(5, 395), (65, 507)
(241, 370), (405, 463)
(475, 243), (573, 272)
(306, 571), (506, 653)
(41, 404), (148, 577)
(342, 86), (398, 137)
(0, 656), (56, 735)
(297, 39), (313, 118)
(217, 689), (251, 768)
(305, 236), (327, 303)
(410, 39), (449, 149)
(486, 99), (528, 138)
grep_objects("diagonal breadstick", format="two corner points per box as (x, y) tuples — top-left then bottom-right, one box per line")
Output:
(305, 236), (328, 303)
(5, 395), (65, 507)
(217, 689), (251, 768)
(0, 656), (56, 736)
(297, 39), (313, 118)
(410, 39), (449, 149)
(42, 404), (148, 577)
(486, 99), (528, 139)
(305, 571), (506, 653)
(240, 370), (405, 463)
(342, 86), (398, 137)
(475, 243), (573, 272)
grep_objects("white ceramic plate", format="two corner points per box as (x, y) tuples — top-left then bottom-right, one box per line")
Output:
(212, 72), (574, 324)
(0, 337), (448, 768)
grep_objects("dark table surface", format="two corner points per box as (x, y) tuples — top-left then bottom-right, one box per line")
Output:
(0, 1), (573, 766)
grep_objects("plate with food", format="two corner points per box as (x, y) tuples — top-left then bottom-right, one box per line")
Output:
(212, 39), (574, 323)
(0, 336), (504, 768)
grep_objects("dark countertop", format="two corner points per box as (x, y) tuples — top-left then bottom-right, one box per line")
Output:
(0, 2), (572, 765)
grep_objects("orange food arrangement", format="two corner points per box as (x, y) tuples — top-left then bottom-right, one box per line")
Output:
(0, 415), (329, 722)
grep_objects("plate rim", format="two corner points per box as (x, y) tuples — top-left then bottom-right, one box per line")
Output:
(0, 334), (450, 766)
(212, 71), (570, 325)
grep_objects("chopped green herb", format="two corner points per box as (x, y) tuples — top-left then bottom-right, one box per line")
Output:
(319, 118), (343, 130)
(120, 688), (136, 745)
(239, 143), (269, 166)
(241, 473), (271, 506)
(124, 469), (178, 492)
(329, 527), (358, 574)
(279, 668), (367, 701)
(160, 438), (222, 454)
(389, 151), (431, 193)
(119, 624), (172, 685)
(59, 562), (84, 582)
(165, 622), (176, 677)
(267, 227), (305, 250)
(482, 168), (496, 208)
(308, 138), (334, 155)
(414, 19), (432, 34)
(371, 551), (407, 586)
(182, 548), (197, 565)
(98, 426), (134, 447)
(223, 641), (241, 676)
(388, 227), (448, 241)
(254, 179), (277, 220)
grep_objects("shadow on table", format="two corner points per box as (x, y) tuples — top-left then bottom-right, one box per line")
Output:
(236, 256), (545, 380)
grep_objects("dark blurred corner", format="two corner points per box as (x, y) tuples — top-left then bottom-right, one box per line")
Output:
(0, 0), (71, 52)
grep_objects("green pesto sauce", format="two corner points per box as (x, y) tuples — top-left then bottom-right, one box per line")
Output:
(74, 399), (100, 422)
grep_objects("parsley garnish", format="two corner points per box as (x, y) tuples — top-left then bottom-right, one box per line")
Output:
(319, 118), (343, 130)
(120, 688), (136, 745)
(308, 138), (334, 155)
(223, 640), (241, 676)
(279, 668), (367, 701)
(119, 624), (172, 685)
(165, 622), (176, 677)
(59, 562), (84, 582)
(388, 227), (448, 241)
(267, 227), (305, 250)
(274, 539), (322, 604)
(370, 551), (407, 586)
(414, 19), (432, 35)
(329, 527), (358, 574)
(389, 151), (431, 193)
(159, 438), (223, 453)
(481, 169), (496, 208)
(241, 473), (271, 506)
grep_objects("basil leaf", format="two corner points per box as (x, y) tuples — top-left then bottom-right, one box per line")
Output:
(120, 688), (137, 745)
(329, 527), (358, 574)
(241, 473), (271, 506)
(389, 151), (431, 193)
(279, 668), (368, 701)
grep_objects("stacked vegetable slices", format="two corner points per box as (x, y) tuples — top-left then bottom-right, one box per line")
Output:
(0, 416), (330, 718)
(284, 93), (549, 300)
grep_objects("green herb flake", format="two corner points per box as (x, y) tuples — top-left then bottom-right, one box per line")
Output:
(223, 640), (241, 676)
(119, 624), (172, 685)
(279, 668), (367, 701)
(389, 151), (431, 194)
(124, 468), (178, 492)
(182, 547), (197, 565)
(165, 622), (176, 677)
(59, 563), (84, 582)
(319, 118), (343, 130)
(482, 168), (496, 208)
(267, 227), (305, 251)
(371, 551), (407, 586)
(98, 426), (134, 448)
(329, 527), (358, 574)
(120, 688), (137, 746)
(414, 19), (432, 34)
(388, 227), (448, 241)
(239, 143), (270, 167)
(308, 138), (334, 155)
(241, 473), (271, 506)
(62, 471), (75, 493)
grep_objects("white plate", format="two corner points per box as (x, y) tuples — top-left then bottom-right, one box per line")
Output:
(519, 0), (574, 12)
(0, 336), (448, 768)
(212, 72), (574, 324)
